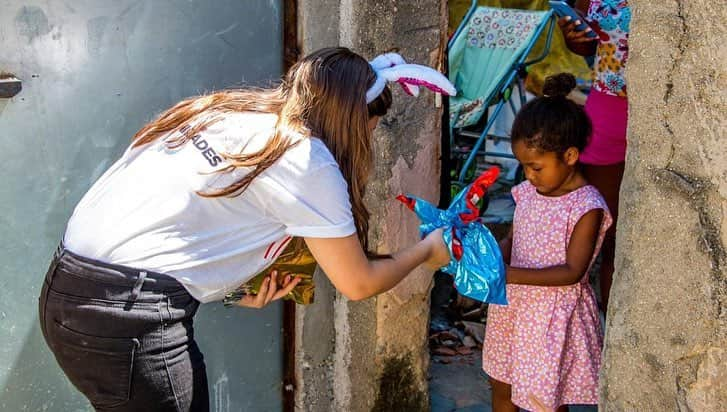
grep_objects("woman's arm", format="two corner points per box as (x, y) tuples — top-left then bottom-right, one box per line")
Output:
(304, 228), (450, 301)
(506, 209), (602, 286)
(557, 0), (598, 56)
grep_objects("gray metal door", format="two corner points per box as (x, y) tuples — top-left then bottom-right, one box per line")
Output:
(0, 1), (284, 410)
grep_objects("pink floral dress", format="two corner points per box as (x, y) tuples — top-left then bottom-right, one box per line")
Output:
(482, 181), (612, 410)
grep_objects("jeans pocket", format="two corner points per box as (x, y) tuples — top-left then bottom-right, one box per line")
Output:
(48, 320), (140, 409)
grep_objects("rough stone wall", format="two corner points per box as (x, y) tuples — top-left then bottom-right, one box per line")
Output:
(295, 1), (446, 411)
(601, 1), (727, 410)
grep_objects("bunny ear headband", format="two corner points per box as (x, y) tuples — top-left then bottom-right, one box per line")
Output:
(365, 52), (457, 104)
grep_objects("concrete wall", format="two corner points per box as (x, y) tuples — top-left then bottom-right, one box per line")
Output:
(601, 1), (727, 410)
(295, 1), (446, 410)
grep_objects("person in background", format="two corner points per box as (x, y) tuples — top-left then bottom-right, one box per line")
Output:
(558, 0), (630, 313)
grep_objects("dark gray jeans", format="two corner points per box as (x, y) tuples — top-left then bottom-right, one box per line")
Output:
(39, 245), (209, 411)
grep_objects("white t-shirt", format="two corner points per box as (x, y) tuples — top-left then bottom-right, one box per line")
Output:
(63, 112), (356, 303)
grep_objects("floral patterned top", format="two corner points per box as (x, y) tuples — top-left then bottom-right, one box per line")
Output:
(587, 0), (630, 97)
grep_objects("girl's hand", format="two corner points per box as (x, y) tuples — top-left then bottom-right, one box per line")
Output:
(236, 270), (301, 309)
(557, 16), (598, 56)
(423, 228), (450, 270)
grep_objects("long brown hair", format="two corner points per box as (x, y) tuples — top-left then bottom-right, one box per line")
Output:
(130, 47), (392, 252)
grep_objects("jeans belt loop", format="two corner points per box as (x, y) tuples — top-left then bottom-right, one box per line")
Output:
(129, 271), (147, 302)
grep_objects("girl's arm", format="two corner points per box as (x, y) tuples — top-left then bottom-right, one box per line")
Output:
(506, 209), (603, 286)
(304, 228), (450, 301)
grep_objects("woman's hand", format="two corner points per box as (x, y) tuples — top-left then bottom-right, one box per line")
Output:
(236, 270), (301, 309)
(557, 16), (598, 56)
(423, 228), (450, 270)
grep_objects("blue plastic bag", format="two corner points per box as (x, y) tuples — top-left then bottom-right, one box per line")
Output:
(397, 167), (507, 304)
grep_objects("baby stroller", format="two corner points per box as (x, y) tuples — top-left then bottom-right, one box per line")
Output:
(448, 1), (556, 223)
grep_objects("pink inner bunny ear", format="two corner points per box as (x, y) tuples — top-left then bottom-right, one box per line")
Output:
(397, 79), (419, 96)
(398, 77), (453, 96)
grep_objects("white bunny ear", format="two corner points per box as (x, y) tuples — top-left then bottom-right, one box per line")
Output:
(369, 52), (406, 71)
(365, 75), (388, 104)
(366, 52), (456, 103)
(367, 53), (407, 103)
(379, 64), (457, 97)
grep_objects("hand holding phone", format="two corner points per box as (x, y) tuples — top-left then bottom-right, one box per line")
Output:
(550, 1), (598, 39)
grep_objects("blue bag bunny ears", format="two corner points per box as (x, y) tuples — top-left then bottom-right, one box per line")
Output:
(397, 167), (507, 304)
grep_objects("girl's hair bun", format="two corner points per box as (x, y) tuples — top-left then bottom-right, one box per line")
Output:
(542, 73), (576, 97)
(511, 71), (591, 154)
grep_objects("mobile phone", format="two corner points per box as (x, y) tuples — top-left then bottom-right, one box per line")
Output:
(549, 1), (598, 38)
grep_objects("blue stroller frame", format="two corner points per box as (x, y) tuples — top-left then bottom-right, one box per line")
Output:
(448, 1), (557, 186)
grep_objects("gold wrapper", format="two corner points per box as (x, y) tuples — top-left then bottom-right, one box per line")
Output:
(223, 238), (316, 306)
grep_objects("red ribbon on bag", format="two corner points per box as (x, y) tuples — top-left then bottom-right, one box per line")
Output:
(459, 167), (500, 223)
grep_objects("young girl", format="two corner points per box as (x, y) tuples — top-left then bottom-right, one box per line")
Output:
(39, 47), (453, 411)
(483, 73), (612, 412)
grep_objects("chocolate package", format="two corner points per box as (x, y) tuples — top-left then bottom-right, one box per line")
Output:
(223, 237), (316, 306)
